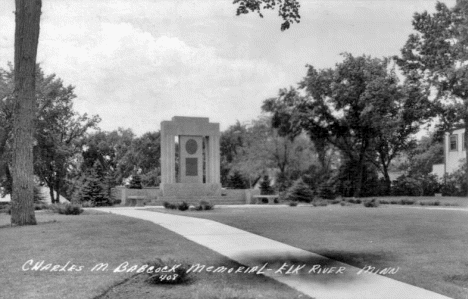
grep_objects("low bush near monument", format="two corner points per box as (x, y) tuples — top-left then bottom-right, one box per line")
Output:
(363, 198), (379, 208)
(419, 201), (441, 206)
(49, 203), (83, 215)
(289, 201), (298, 207)
(163, 201), (214, 211)
(144, 258), (191, 285)
(163, 202), (177, 210)
(196, 200), (214, 211)
(177, 201), (189, 211)
(400, 198), (416, 205)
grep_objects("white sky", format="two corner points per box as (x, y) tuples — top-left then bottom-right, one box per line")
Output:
(0, 0), (456, 135)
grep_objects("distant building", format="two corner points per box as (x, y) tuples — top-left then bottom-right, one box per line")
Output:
(432, 127), (466, 177)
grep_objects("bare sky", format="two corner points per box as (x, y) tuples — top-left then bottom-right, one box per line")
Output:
(0, 0), (456, 135)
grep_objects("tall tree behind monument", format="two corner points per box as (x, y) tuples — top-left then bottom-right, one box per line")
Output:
(10, 0), (42, 225)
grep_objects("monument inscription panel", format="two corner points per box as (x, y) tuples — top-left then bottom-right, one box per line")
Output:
(186, 158), (198, 176)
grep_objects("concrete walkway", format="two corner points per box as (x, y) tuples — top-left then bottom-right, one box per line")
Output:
(95, 207), (452, 299)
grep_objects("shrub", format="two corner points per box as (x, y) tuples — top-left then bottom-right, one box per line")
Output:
(419, 200), (441, 206)
(226, 171), (248, 189)
(289, 201), (298, 207)
(340, 201), (351, 207)
(194, 200), (214, 211)
(400, 198), (415, 205)
(259, 175), (275, 195)
(286, 178), (314, 203)
(317, 181), (336, 200)
(128, 175), (143, 189)
(177, 201), (189, 211)
(50, 203), (83, 215)
(392, 176), (423, 196)
(163, 202), (177, 210)
(420, 174), (441, 196)
(313, 200), (328, 207)
(330, 199), (341, 205)
(347, 198), (358, 204)
(390, 200), (399, 205)
(145, 258), (191, 285)
(34, 203), (49, 210)
(444, 202), (459, 206)
(379, 199), (390, 205)
(363, 198), (379, 208)
(440, 161), (467, 196)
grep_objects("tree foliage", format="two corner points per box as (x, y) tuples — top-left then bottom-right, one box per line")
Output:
(396, 1), (468, 195)
(73, 161), (110, 206)
(402, 133), (444, 177)
(224, 116), (318, 190)
(265, 54), (430, 196)
(0, 65), (100, 203)
(233, 0), (301, 31)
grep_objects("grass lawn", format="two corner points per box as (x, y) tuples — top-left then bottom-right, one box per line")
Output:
(151, 205), (468, 299)
(0, 210), (309, 299)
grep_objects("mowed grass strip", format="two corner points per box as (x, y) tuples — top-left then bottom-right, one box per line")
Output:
(151, 205), (468, 299)
(0, 210), (309, 299)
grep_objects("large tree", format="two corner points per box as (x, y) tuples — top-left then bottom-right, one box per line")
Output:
(396, 2), (468, 195)
(1, 66), (100, 204)
(290, 54), (427, 196)
(231, 116), (317, 190)
(10, 0), (42, 225)
(220, 121), (249, 185)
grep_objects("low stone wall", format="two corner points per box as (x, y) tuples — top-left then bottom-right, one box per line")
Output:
(160, 183), (221, 197)
(111, 186), (260, 205)
(223, 188), (260, 204)
(111, 186), (160, 205)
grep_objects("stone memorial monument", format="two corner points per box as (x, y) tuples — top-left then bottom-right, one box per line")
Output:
(159, 116), (221, 199)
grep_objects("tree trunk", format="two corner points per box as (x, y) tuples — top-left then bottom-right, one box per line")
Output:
(465, 120), (468, 197)
(381, 157), (391, 195)
(353, 142), (368, 198)
(55, 176), (60, 203)
(383, 169), (391, 195)
(10, 0), (42, 226)
(353, 158), (364, 198)
(48, 185), (54, 204)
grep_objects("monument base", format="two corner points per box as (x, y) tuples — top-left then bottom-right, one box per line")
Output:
(160, 183), (222, 198)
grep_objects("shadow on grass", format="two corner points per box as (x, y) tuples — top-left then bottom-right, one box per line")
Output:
(235, 249), (400, 284)
(312, 249), (399, 269)
(0, 219), (58, 229)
